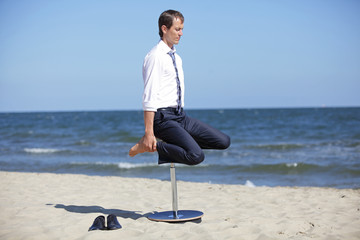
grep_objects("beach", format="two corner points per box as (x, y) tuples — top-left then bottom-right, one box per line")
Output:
(0, 171), (359, 240)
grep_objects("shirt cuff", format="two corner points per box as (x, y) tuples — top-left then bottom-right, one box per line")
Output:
(142, 102), (158, 112)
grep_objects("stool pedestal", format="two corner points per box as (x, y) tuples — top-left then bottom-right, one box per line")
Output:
(147, 163), (203, 222)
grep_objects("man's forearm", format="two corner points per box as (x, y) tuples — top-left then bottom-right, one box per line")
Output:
(128, 111), (157, 156)
(144, 111), (155, 136)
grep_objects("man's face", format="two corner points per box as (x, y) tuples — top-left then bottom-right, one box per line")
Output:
(162, 17), (184, 48)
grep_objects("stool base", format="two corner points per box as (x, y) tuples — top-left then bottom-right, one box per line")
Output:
(148, 210), (203, 223)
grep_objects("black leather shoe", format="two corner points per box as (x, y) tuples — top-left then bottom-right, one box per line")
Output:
(107, 214), (122, 230)
(88, 215), (107, 231)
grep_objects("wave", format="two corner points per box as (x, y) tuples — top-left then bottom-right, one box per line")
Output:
(69, 161), (159, 169)
(12, 154), (359, 178)
(72, 140), (93, 146)
(56, 161), (359, 176)
(240, 162), (319, 173)
(117, 162), (158, 169)
(245, 180), (256, 187)
(1, 159), (359, 188)
(67, 161), (213, 169)
(24, 148), (62, 154)
(245, 143), (306, 151)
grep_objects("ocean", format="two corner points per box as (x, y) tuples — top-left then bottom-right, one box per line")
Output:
(1, 108), (359, 189)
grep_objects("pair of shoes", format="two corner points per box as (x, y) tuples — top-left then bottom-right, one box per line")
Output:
(88, 214), (122, 231)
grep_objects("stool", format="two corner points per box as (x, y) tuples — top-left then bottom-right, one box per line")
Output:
(147, 163), (204, 222)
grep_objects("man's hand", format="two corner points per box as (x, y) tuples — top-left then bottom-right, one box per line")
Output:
(141, 133), (157, 152)
(128, 134), (157, 157)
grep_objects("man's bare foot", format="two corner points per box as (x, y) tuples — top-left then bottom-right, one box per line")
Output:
(129, 135), (157, 157)
(129, 142), (146, 157)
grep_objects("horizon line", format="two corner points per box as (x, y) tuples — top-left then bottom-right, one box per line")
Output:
(1, 105), (359, 114)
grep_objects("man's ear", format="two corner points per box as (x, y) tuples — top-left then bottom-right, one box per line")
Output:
(161, 25), (167, 35)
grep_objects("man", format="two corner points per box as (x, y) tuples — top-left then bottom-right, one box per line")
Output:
(129, 10), (230, 165)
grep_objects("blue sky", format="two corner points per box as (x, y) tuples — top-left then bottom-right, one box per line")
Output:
(1, 0), (359, 112)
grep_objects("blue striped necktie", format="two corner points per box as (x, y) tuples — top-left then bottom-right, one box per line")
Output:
(168, 51), (182, 114)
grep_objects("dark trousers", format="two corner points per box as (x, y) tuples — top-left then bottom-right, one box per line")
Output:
(154, 108), (230, 165)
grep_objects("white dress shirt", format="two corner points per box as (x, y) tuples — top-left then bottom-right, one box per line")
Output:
(142, 40), (185, 112)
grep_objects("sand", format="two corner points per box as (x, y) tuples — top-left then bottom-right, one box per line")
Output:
(0, 171), (359, 240)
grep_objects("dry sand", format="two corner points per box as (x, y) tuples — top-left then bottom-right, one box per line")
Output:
(0, 171), (359, 240)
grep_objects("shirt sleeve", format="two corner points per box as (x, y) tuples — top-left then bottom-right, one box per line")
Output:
(142, 51), (161, 112)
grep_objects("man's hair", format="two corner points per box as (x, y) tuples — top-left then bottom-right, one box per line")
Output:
(158, 10), (184, 38)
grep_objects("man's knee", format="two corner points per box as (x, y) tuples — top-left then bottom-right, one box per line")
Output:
(218, 134), (231, 150)
(186, 151), (205, 166)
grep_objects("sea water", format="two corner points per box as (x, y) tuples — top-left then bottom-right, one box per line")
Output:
(1, 108), (359, 188)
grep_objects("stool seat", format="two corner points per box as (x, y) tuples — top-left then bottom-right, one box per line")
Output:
(147, 163), (203, 223)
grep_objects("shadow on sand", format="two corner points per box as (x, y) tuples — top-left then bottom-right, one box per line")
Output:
(50, 204), (202, 223)
(50, 204), (149, 220)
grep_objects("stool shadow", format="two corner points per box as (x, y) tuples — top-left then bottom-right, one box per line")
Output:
(51, 204), (149, 220)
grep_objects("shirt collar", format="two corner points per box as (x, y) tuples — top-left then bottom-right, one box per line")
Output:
(159, 40), (176, 54)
